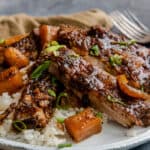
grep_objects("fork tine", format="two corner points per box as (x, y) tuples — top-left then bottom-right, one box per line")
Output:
(113, 11), (148, 35)
(111, 14), (144, 41)
(125, 10), (150, 32)
(110, 15), (142, 41)
(113, 11), (147, 38)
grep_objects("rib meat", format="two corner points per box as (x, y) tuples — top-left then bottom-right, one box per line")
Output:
(47, 48), (150, 128)
(57, 25), (150, 93)
(14, 74), (56, 128)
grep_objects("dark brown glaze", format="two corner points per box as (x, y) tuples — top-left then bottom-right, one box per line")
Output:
(48, 48), (150, 127)
(58, 25), (150, 93)
(14, 54), (81, 128)
(10, 32), (41, 60)
(14, 73), (56, 128)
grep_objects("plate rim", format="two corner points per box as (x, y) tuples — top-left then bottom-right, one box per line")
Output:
(0, 128), (149, 150)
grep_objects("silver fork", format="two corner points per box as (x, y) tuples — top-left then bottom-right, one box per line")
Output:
(110, 10), (150, 43)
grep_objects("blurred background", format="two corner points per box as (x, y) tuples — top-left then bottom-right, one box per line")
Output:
(0, 0), (149, 150)
(0, 0), (149, 28)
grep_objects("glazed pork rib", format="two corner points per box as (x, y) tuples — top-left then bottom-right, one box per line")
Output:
(14, 54), (81, 128)
(14, 71), (56, 128)
(57, 25), (150, 93)
(48, 48), (150, 128)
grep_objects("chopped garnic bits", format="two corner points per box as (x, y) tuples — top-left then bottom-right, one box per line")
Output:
(109, 54), (122, 66)
(31, 60), (51, 79)
(90, 45), (100, 56)
(64, 108), (102, 142)
(12, 120), (27, 132)
(56, 118), (65, 123)
(58, 143), (72, 149)
(48, 89), (56, 97)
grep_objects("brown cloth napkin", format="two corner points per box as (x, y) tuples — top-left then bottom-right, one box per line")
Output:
(0, 9), (112, 38)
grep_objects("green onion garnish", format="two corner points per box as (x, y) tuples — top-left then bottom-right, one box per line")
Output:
(90, 45), (100, 56)
(44, 45), (65, 53)
(107, 95), (125, 105)
(109, 54), (122, 66)
(111, 39), (136, 46)
(58, 143), (72, 149)
(0, 39), (5, 45)
(128, 39), (136, 45)
(51, 41), (59, 46)
(44, 41), (65, 54)
(56, 118), (65, 123)
(51, 76), (57, 85)
(31, 60), (51, 79)
(12, 120), (27, 132)
(141, 85), (144, 92)
(68, 54), (79, 58)
(48, 89), (56, 97)
(46, 41), (59, 47)
(56, 92), (68, 109)
(96, 112), (103, 119)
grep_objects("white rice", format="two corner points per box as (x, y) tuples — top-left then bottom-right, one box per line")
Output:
(125, 128), (137, 137)
(0, 92), (140, 147)
(0, 92), (82, 146)
(0, 92), (21, 112)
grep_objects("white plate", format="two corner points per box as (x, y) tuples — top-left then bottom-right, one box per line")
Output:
(0, 121), (150, 150)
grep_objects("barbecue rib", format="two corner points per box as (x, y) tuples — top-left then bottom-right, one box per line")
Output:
(14, 54), (81, 128)
(1, 24), (149, 129)
(57, 25), (150, 93)
(47, 48), (150, 128)
(14, 72), (56, 128)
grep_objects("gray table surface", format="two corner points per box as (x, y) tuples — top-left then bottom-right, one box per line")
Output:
(0, 0), (149, 149)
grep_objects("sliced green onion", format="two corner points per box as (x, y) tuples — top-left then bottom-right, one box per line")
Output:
(48, 89), (56, 97)
(44, 40), (65, 54)
(111, 39), (136, 46)
(46, 41), (59, 47)
(56, 92), (68, 109)
(51, 41), (59, 46)
(109, 54), (122, 66)
(31, 60), (51, 79)
(44, 45), (65, 53)
(141, 85), (144, 92)
(12, 120), (27, 132)
(112, 41), (128, 46)
(107, 95), (125, 105)
(68, 54), (79, 59)
(0, 39), (5, 45)
(90, 45), (100, 56)
(58, 143), (72, 149)
(56, 117), (65, 123)
(51, 76), (57, 85)
(96, 112), (103, 119)
(128, 39), (136, 45)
